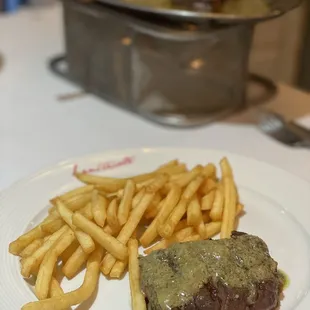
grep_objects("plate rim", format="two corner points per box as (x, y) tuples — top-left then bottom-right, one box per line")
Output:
(2, 147), (310, 200)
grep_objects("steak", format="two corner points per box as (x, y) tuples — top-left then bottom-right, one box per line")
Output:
(139, 232), (284, 310)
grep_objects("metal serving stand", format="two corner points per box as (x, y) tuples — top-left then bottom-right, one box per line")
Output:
(50, 0), (301, 127)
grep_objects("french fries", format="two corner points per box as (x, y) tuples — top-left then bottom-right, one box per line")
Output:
(220, 177), (237, 239)
(128, 239), (146, 310)
(56, 199), (95, 254)
(10, 157), (245, 309)
(22, 247), (104, 310)
(62, 246), (89, 279)
(118, 180), (135, 225)
(201, 190), (216, 210)
(110, 259), (128, 279)
(50, 185), (94, 206)
(49, 278), (65, 298)
(210, 186), (224, 221)
(19, 239), (44, 258)
(49, 192), (92, 214)
(132, 188), (146, 209)
(41, 218), (64, 234)
(107, 198), (121, 233)
(101, 191), (155, 275)
(9, 225), (46, 255)
(21, 225), (68, 278)
(187, 194), (201, 226)
(91, 190), (108, 227)
(72, 213), (128, 261)
(35, 228), (75, 299)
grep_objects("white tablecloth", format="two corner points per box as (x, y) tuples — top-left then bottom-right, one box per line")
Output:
(1, 4), (310, 190)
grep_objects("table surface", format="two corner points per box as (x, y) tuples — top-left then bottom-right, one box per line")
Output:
(1, 3), (310, 191)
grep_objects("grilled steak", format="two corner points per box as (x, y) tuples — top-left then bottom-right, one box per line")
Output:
(139, 232), (284, 310)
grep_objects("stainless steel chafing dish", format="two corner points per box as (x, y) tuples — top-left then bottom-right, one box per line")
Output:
(51, 0), (301, 127)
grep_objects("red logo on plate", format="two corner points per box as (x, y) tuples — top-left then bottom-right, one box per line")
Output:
(72, 156), (135, 174)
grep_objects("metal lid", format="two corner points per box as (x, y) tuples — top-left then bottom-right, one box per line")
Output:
(95, 0), (302, 23)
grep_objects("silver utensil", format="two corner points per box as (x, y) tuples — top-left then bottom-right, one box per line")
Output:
(258, 109), (310, 148)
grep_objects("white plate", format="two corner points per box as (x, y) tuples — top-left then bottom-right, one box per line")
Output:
(0, 148), (310, 309)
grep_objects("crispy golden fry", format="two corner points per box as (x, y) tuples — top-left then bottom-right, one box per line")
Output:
(41, 218), (64, 234)
(118, 180), (135, 226)
(78, 202), (93, 220)
(65, 193), (92, 211)
(181, 234), (201, 243)
(187, 194), (202, 226)
(201, 163), (216, 179)
(159, 175), (202, 238)
(146, 174), (169, 193)
(196, 220), (206, 238)
(199, 178), (217, 196)
(136, 178), (156, 190)
(35, 229), (75, 300)
(146, 192), (162, 213)
(205, 221), (222, 239)
(49, 278), (65, 298)
(60, 240), (79, 264)
(72, 213), (128, 261)
(63, 229), (110, 279)
(21, 226), (68, 278)
(156, 185), (181, 226)
(9, 225), (46, 256)
(131, 172), (157, 184)
(128, 239), (146, 310)
(159, 198), (188, 239)
(201, 190), (216, 211)
(49, 193), (92, 214)
(220, 177), (237, 239)
(144, 194), (163, 220)
(144, 227), (194, 255)
(50, 185), (94, 206)
(56, 200), (95, 254)
(75, 172), (127, 191)
(107, 198), (121, 233)
(110, 259), (128, 279)
(220, 157), (233, 178)
(210, 187), (224, 221)
(102, 225), (114, 235)
(92, 190), (108, 227)
(19, 239), (44, 258)
(140, 186), (181, 248)
(101, 191), (155, 275)
(131, 188), (145, 209)
(236, 203), (244, 216)
(62, 246), (89, 279)
(169, 172), (187, 182)
(181, 175), (204, 200)
(170, 165), (203, 188)
(157, 159), (179, 169)
(22, 247), (104, 310)
(144, 207), (160, 220)
(157, 164), (187, 176)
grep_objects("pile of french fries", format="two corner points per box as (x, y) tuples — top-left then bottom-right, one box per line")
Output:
(9, 157), (244, 310)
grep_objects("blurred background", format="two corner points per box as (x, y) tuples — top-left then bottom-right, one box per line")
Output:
(1, 0), (309, 91)
(1, 0), (310, 190)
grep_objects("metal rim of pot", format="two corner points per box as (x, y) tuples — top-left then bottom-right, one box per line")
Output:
(95, 0), (303, 24)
